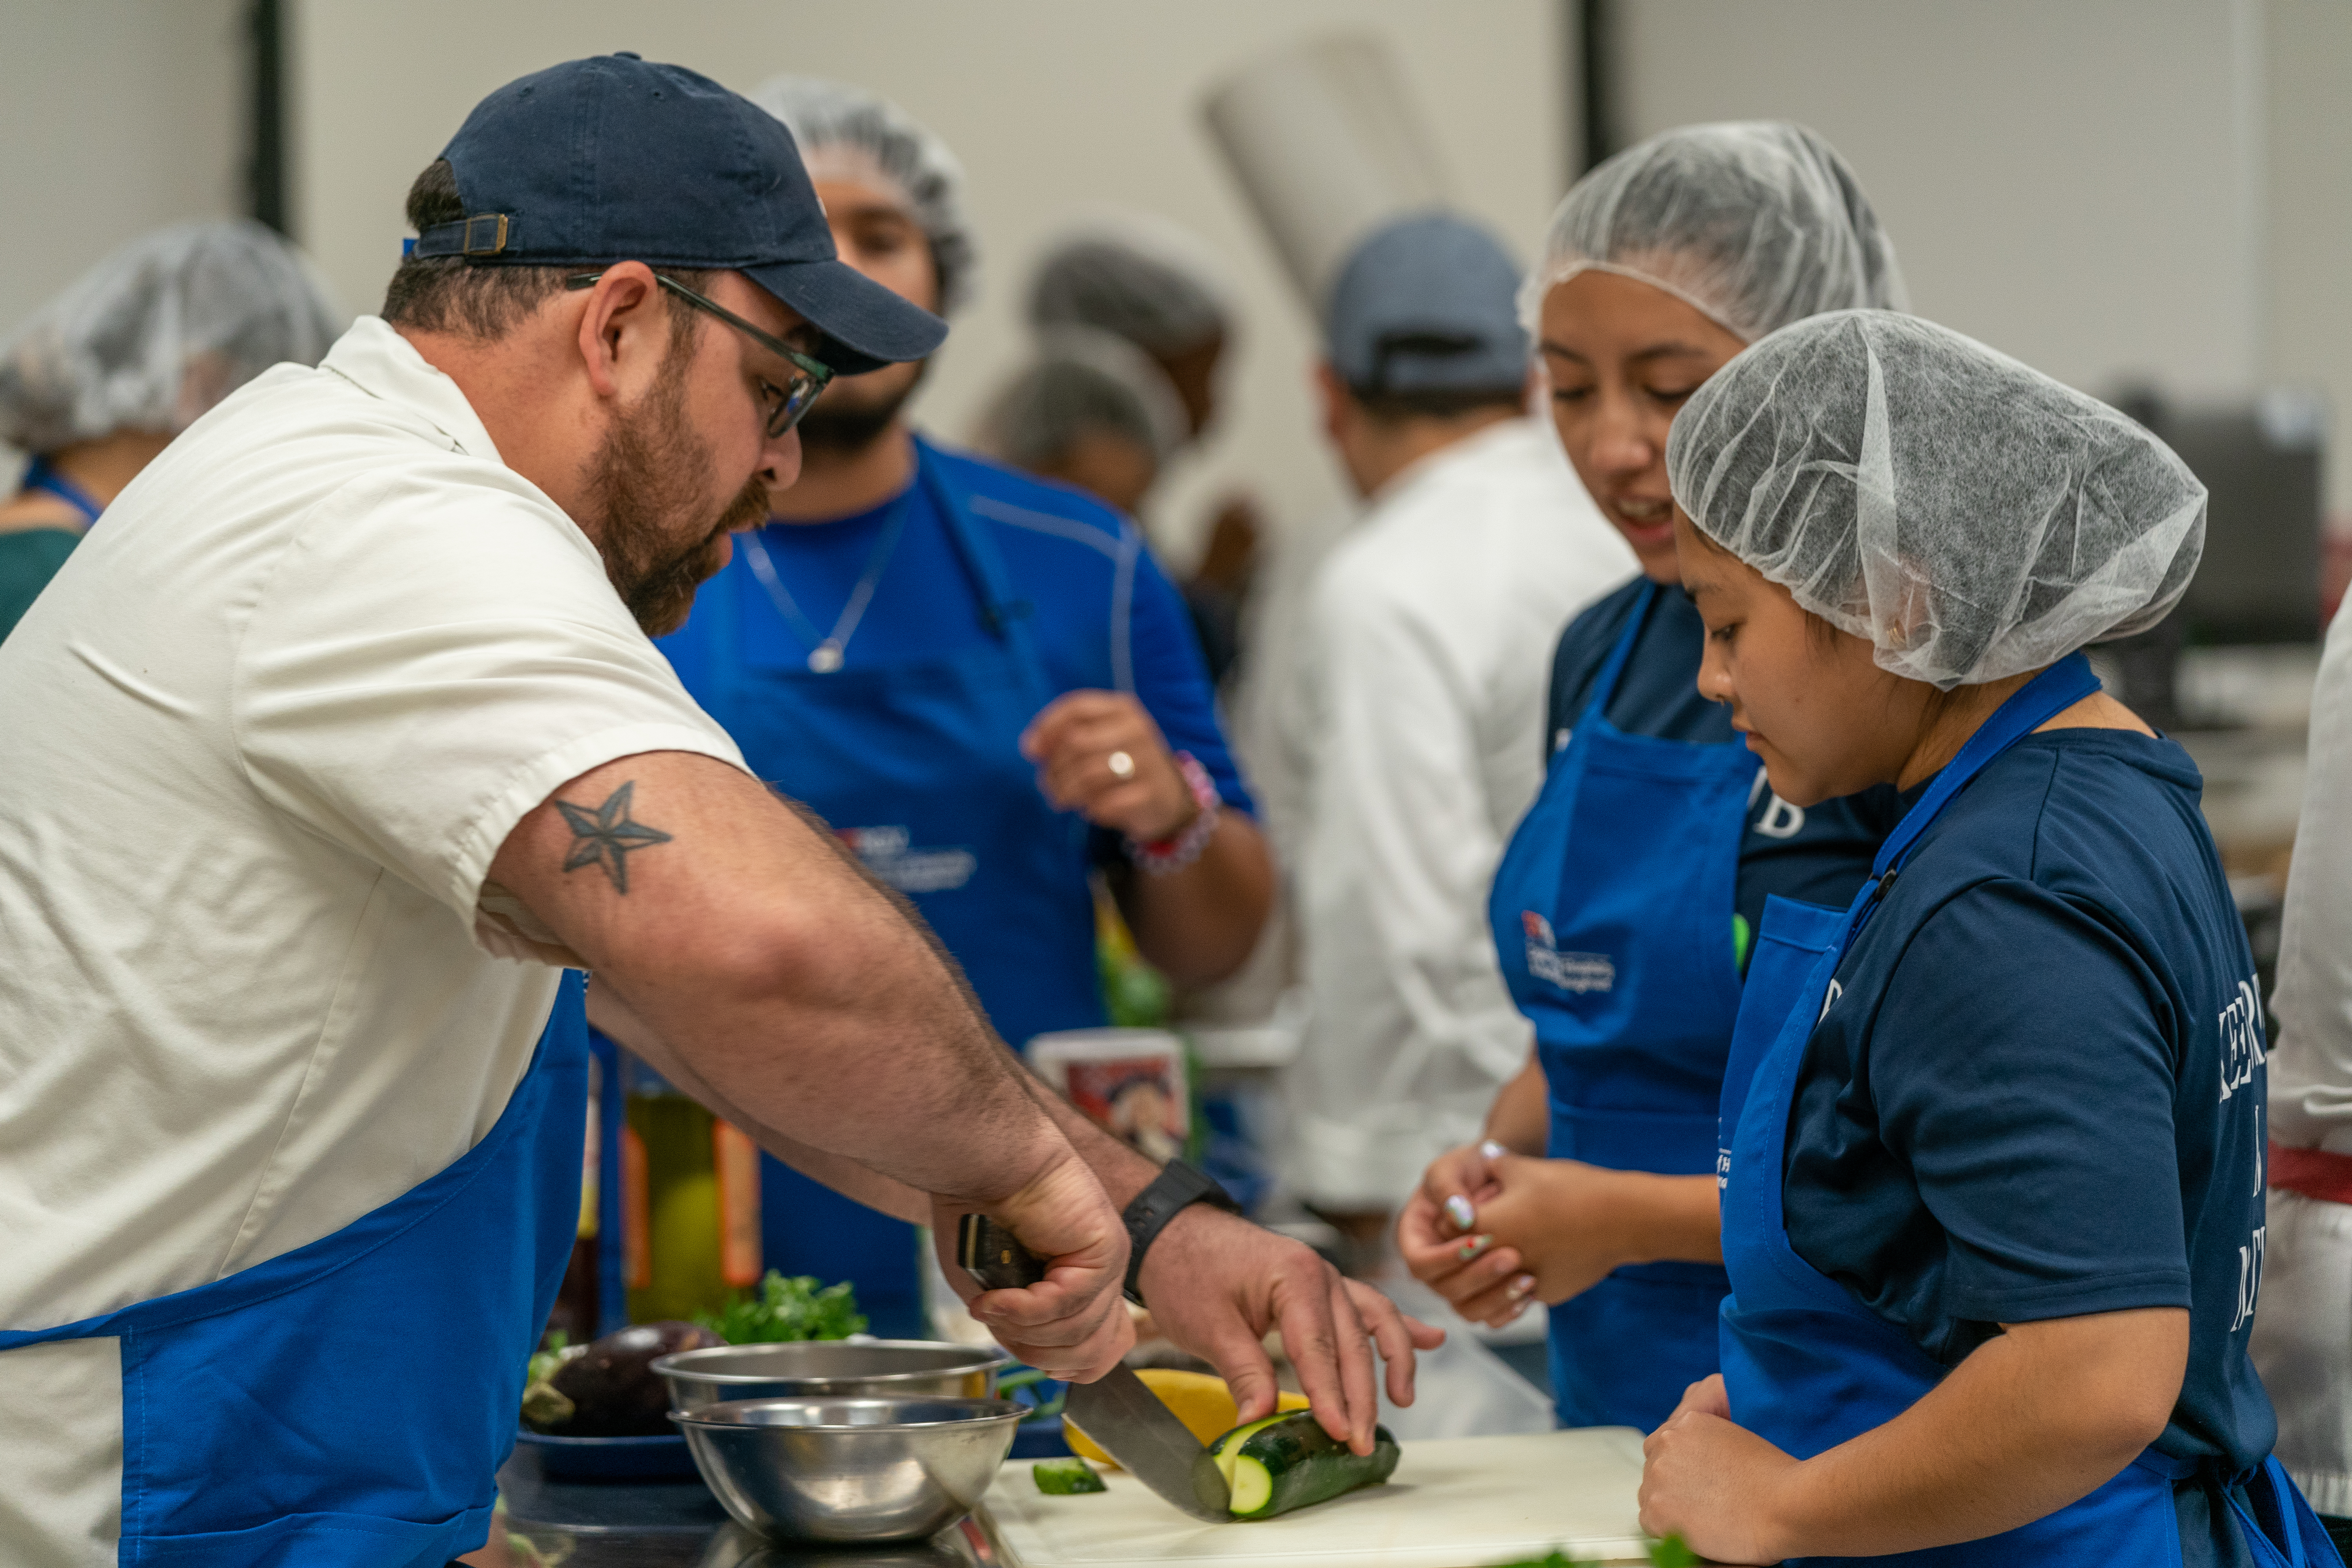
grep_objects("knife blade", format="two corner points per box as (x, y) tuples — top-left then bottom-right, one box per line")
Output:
(957, 1214), (1232, 1523)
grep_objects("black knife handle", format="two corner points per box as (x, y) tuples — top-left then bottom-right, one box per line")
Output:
(957, 1212), (1049, 1291)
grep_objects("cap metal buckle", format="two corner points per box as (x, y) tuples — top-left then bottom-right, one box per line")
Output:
(460, 213), (510, 256)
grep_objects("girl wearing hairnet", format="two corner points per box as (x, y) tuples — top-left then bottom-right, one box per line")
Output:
(1635, 309), (2336, 1566)
(0, 220), (342, 639)
(1397, 123), (1911, 1435)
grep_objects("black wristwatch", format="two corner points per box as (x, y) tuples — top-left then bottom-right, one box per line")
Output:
(1121, 1158), (1239, 1307)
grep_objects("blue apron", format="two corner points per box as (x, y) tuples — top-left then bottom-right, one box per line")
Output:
(680, 438), (1105, 1328)
(1491, 579), (1805, 1430)
(1720, 656), (2339, 1565)
(0, 972), (590, 1567)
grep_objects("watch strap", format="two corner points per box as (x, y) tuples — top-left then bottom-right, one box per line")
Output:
(1121, 1158), (1239, 1307)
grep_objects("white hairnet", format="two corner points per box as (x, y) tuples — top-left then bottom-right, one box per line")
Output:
(1521, 122), (1907, 344)
(1027, 213), (1231, 358)
(978, 327), (1189, 472)
(748, 74), (977, 317)
(0, 219), (343, 454)
(1667, 310), (2205, 690)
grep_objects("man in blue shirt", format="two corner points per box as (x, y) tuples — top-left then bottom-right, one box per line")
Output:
(658, 74), (1278, 1331)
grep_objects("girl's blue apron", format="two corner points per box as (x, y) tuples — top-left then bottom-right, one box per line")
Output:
(1720, 655), (2339, 1565)
(1490, 580), (1822, 1430)
(0, 971), (590, 1567)
(667, 438), (1105, 1331)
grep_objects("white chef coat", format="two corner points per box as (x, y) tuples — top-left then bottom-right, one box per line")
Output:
(0, 316), (746, 1564)
(1282, 417), (1636, 1210)
(2250, 603), (2352, 1516)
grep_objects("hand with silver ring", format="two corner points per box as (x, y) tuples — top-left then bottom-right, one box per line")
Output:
(1020, 691), (1198, 842)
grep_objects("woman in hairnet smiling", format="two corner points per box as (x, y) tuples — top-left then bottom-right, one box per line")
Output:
(1637, 310), (2338, 1567)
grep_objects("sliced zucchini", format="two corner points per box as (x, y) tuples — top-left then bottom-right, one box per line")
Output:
(1033, 1456), (1108, 1495)
(1190, 1409), (1399, 1520)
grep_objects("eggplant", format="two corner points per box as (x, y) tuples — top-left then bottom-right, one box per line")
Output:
(539, 1320), (725, 1436)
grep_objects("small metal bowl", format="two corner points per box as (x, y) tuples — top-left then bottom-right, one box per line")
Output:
(673, 1395), (1025, 1544)
(653, 1340), (1010, 1415)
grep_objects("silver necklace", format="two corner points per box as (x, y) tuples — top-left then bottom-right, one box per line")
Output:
(739, 504), (910, 673)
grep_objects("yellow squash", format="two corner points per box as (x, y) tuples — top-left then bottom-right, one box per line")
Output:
(1062, 1368), (1312, 1469)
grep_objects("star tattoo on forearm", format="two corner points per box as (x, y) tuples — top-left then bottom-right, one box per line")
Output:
(555, 780), (671, 893)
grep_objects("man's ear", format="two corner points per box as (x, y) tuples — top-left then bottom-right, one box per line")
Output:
(1313, 360), (1351, 446)
(574, 262), (664, 402)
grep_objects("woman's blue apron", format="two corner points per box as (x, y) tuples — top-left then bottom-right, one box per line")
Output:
(0, 972), (590, 1566)
(675, 438), (1105, 1331)
(1490, 579), (1821, 1430)
(1720, 655), (2339, 1565)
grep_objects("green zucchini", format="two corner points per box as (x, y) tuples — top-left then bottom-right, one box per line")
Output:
(1033, 1456), (1108, 1495)
(1191, 1410), (1399, 1520)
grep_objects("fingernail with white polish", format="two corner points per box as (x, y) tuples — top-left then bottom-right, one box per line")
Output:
(1508, 1274), (1536, 1299)
(1457, 1234), (1491, 1263)
(1443, 1194), (1475, 1232)
(1479, 1139), (1507, 1161)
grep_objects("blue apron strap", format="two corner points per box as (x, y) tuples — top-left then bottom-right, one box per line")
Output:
(1581, 579), (1660, 722)
(21, 455), (103, 527)
(1871, 653), (2102, 881)
(913, 437), (1054, 713)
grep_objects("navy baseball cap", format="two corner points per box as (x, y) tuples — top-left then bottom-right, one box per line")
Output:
(1325, 212), (1528, 396)
(412, 53), (946, 374)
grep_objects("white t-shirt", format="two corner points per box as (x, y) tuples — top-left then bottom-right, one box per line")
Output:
(0, 316), (746, 1563)
(1283, 418), (1637, 1209)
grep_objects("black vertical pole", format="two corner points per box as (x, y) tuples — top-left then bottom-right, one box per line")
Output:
(247, 0), (287, 234)
(1577, 0), (1618, 176)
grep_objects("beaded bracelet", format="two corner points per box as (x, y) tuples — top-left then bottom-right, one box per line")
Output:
(1127, 750), (1220, 875)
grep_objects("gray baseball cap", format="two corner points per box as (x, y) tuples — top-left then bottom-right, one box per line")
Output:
(1324, 211), (1527, 396)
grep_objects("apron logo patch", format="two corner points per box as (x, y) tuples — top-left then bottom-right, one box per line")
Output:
(1522, 911), (1615, 994)
(839, 825), (977, 894)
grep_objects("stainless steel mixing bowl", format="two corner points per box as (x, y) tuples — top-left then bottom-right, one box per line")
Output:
(654, 1341), (1011, 1414)
(673, 1395), (1025, 1543)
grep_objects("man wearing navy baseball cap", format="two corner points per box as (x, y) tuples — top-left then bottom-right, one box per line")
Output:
(0, 56), (1434, 1566)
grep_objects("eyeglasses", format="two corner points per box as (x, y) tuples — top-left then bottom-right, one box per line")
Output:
(565, 270), (835, 439)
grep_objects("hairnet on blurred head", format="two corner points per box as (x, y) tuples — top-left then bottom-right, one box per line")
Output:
(1667, 309), (2205, 690)
(0, 219), (344, 455)
(749, 74), (977, 317)
(1027, 213), (1231, 360)
(1522, 122), (1907, 345)
(978, 327), (1189, 472)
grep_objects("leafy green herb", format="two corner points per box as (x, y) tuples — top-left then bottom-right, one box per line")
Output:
(1647, 1537), (1701, 1567)
(694, 1271), (866, 1343)
(524, 1330), (570, 1388)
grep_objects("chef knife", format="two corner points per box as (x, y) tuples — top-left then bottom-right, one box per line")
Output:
(958, 1213), (1232, 1523)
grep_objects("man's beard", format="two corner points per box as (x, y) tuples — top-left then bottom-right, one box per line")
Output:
(793, 361), (928, 457)
(587, 350), (773, 637)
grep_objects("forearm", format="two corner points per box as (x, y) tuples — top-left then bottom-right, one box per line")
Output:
(586, 981), (929, 1224)
(1117, 814), (1274, 984)
(1604, 1171), (1721, 1266)
(499, 752), (1069, 1205)
(1759, 1309), (2186, 1558)
(1483, 1053), (1550, 1153)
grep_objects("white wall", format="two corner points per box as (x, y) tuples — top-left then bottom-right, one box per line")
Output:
(287, 0), (1569, 565)
(1613, 0), (2350, 515)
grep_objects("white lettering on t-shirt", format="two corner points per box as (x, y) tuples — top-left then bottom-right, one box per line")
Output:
(2218, 975), (2267, 1102)
(2231, 1223), (2267, 1332)
(1754, 793), (1806, 840)
(1818, 978), (1843, 1023)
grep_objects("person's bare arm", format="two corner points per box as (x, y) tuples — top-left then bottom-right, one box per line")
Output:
(584, 980), (927, 1225)
(1106, 817), (1274, 984)
(1639, 1308), (2189, 1563)
(1483, 1052), (1550, 1153)
(492, 750), (1130, 1376)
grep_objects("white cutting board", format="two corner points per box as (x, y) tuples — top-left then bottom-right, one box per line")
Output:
(977, 1429), (1650, 1568)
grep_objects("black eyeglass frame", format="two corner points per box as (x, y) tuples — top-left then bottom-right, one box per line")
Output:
(564, 270), (835, 438)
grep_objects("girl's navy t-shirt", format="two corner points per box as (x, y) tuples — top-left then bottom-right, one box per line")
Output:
(1791, 728), (2276, 1495)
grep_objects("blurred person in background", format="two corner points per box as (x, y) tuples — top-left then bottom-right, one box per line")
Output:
(0, 219), (343, 638)
(654, 74), (1279, 1331)
(1394, 125), (1912, 1432)
(2251, 593), (2352, 1561)
(1030, 216), (1261, 680)
(1280, 212), (1636, 1274)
